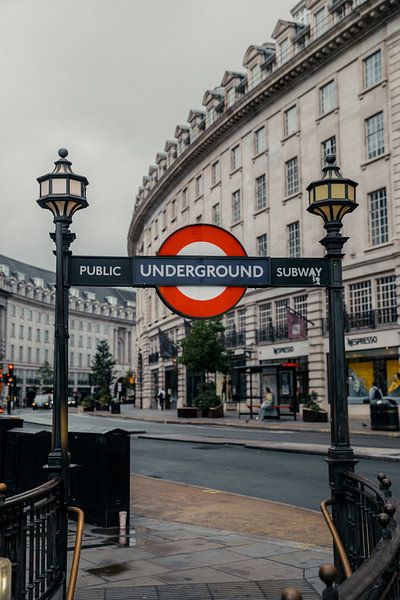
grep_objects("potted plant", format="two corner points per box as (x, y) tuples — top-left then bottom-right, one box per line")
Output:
(80, 396), (95, 412)
(194, 382), (223, 417)
(302, 390), (328, 422)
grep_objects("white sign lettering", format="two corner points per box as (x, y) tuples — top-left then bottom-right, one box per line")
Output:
(138, 263), (264, 279)
(79, 265), (122, 277)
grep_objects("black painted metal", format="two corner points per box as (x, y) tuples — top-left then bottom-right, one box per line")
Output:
(0, 477), (65, 600)
(321, 221), (357, 582)
(333, 472), (400, 598)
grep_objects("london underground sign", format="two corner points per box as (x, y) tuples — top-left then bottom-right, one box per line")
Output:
(157, 224), (249, 318)
(68, 224), (330, 319)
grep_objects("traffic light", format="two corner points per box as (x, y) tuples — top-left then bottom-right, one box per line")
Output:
(128, 376), (135, 385)
(6, 364), (15, 386)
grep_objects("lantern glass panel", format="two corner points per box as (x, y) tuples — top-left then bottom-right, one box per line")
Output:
(52, 178), (67, 194)
(69, 179), (82, 196)
(347, 185), (355, 201)
(40, 180), (49, 197)
(331, 182), (346, 200)
(315, 184), (329, 202)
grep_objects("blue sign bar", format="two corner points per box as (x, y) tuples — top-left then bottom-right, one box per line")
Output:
(133, 256), (271, 287)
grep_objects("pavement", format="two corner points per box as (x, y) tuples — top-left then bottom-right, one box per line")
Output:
(73, 475), (332, 599)
(59, 404), (397, 597)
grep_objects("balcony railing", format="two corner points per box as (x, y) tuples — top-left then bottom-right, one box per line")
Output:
(256, 324), (293, 343)
(323, 308), (398, 334)
(148, 352), (159, 364)
(224, 331), (246, 348)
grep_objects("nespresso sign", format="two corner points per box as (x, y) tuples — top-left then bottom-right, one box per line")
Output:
(273, 346), (295, 354)
(347, 336), (378, 347)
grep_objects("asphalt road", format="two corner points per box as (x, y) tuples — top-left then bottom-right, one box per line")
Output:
(19, 408), (400, 511)
(19, 408), (400, 448)
(131, 437), (400, 511)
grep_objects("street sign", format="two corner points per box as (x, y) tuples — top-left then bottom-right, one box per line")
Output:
(133, 256), (270, 287)
(69, 256), (132, 286)
(270, 258), (329, 287)
(157, 224), (248, 318)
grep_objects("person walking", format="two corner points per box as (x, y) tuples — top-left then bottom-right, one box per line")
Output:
(158, 387), (166, 410)
(369, 381), (383, 403)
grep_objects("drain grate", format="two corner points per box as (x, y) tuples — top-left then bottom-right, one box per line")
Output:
(76, 579), (320, 600)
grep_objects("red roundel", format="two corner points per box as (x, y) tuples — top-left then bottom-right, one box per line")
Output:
(157, 224), (247, 319)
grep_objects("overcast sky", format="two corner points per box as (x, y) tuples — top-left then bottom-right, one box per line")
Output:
(1, 0), (294, 271)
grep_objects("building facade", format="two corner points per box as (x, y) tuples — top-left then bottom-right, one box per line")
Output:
(0, 255), (135, 403)
(128, 0), (400, 409)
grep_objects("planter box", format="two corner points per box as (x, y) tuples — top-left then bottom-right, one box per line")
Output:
(177, 407), (198, 418)
(302, 408), (328, 423)
(208, 404), (224, 418)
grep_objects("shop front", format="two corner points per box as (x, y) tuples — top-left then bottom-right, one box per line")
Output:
(345, 330), (400, 403)
(258, 340), (309, 407)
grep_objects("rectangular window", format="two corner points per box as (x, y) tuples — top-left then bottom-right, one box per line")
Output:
(284, 106), (297, 137)
(364, 49), (382, 89)
(275, 298), (290, 328)
(44, 330), (49, 343)
(171, 198), (176, 219)
(314, 7), (326, 37)
(28, 327), (32, 341)
(11, 345), (14, 361)
(36, 348), (40, 363)
(19, 346), (23, 362)
(27, 347), (31, 363)
(36, 329), (41, 342)
(79, 335), (83, 348)
(259, 303), (272, 330)
(256, 233), (268, 257)
(70, 352), (74, 367)
(231, 145), (241, 171)
(195, 175), (203, 198)
(182, 188), (188, 210)
(366, 112), (385, 159)
(285, 157), (299, 196)
(211, 161), (220, 186)
(11, 323), (15, 337)
(288, 221), (300, 257)
(226, 87), (235, 108)
(320, 81), (336, 115)
(162, 209), (167, 229)
(226, 311), (236, 335)
(255, 174), (267, 211)
(254, 127), (266, 154)
(369, 188), (388, 245)
(321, 136), (336, 166)
(212, 203), (221, 226)
(19, 325), (23, 339)
(350, 280), (372, 316)
(294, 294), (308, 319)
(11, 305), (16, 317)
(238, 309), (246, 332)
(232, 190), (241, 223)
(44, 349), (48, 362)
(377, 275), (397, 324)
(279, 38), (290, 64)
(250, 63), (261, 89)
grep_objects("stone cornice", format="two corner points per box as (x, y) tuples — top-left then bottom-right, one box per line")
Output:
(127, 0), (400, 254)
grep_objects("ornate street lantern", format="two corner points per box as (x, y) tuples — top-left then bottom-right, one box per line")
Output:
(37, 148), (88, 222)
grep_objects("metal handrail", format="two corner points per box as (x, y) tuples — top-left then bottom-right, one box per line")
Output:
(67, 506), (84, 600)
(320, 499), (352, 578)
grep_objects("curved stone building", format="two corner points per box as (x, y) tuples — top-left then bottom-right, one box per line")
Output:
(128, 0), (400, 409)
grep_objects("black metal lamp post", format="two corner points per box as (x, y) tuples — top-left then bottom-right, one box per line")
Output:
(37, 149), (89, 486)
(307, 154), (358, 581)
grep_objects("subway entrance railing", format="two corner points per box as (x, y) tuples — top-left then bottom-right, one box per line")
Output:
(0, 478), (83, 600)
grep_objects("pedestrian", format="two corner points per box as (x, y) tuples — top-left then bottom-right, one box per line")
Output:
(257, 387), (274, 421)
(369, 381), (383, 402)
(158, 387), (166, 410)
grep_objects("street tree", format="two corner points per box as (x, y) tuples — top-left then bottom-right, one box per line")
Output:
(90, 340), (115, 400)
(179, 318), (231, 382)
(37, 361), (53, 391)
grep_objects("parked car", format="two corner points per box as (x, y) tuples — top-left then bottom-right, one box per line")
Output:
(32, 394), (53, 410)
(68, 396), (78, 407)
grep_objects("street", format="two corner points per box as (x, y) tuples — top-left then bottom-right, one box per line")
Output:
(19, 408), (400, 511)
